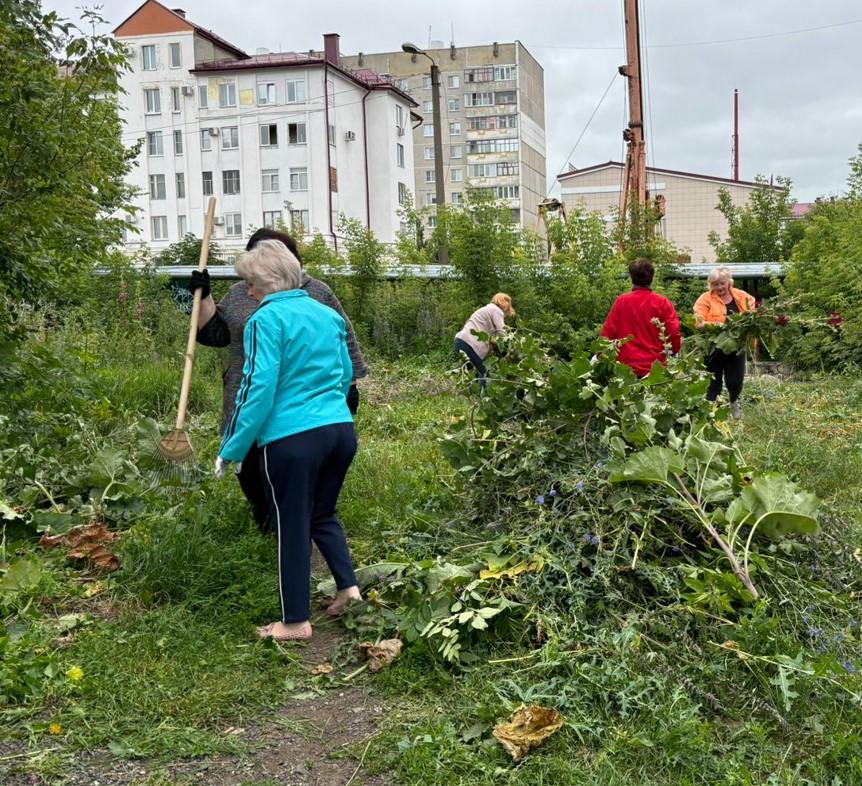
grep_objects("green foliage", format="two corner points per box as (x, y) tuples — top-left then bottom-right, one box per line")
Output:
(0, 2), (136, 311)
(155, 233), (222, 267)
(708, 176), (800, 262)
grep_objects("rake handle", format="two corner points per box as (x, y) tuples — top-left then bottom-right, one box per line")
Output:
(175, 196), (216, 431)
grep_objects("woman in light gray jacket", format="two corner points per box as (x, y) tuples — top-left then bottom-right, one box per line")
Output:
(454, 293), (515, 390)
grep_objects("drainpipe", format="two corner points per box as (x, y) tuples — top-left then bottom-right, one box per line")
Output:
(323, 64), (337, 253)
(361, 88), (371, 228)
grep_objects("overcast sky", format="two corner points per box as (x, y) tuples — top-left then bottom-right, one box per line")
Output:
(48, 0), (862, 202)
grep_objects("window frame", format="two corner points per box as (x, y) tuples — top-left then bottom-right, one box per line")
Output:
(173, 129), (183, 155)
(221, 126), (239, 150)
(218, 81), (237, 108)
(146, 130), (163, 157)
(141, 45), (156, 71)
(289, 167), (308, 191)
(175, 172), (185, 199)
(144, 88), (161, 115)
(261, 169), (280, 193)
(259, 123), (278, 147)
(150, 215), (168, 240)
(224, 212), (243, 236)
(202, 171), (214, 196)
(222, 169), (241, 195)
(288, 122), (307, 145)
(168, 42), (181, 68)
(285, 79), (307, 103)
(149, 174), (166, 200)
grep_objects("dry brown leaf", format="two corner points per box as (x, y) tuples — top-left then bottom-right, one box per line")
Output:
(358, 638), (402, 672)
(309, 662), (334, 675)
(492, 705), (563, 762)
(39, 533), (66, 549)
(43, 523), (120, 571)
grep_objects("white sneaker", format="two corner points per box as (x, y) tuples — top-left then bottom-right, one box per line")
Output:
(730, 400), (742, 419)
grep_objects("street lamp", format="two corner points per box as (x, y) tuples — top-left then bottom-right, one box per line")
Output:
(401, 42), (448, 264)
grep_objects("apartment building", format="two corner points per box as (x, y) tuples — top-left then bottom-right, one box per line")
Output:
(558, 161), (777, 262)
(113, 1), (418, 255)
(341, 42), (546, 230)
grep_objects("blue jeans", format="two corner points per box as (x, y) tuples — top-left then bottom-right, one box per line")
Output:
(454, 338), (487, 390)
(261, 423), (358, 623)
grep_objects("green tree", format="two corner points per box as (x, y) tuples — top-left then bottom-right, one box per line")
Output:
(155, 234), (222, 267)
(338, 215), (385, 327)
(708, 176), (799, 262)
(0, 1), (136, 310)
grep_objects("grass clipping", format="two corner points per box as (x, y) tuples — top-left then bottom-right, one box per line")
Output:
(492, 705), (563, 761)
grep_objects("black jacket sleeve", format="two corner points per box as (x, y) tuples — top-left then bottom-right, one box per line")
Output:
(196, 311), (231, 347)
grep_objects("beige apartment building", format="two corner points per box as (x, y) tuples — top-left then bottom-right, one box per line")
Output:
(342, 42), (546, 229)
(558, 161), (770, 262)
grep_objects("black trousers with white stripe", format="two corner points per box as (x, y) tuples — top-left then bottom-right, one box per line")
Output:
(262, 423), (358, 623)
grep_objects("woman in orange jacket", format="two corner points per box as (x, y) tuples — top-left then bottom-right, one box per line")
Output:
(693, 266), (755, 419)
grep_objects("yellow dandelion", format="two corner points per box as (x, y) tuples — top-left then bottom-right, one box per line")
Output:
(48, 723), (62, 735)
(66, 665), (84, 683)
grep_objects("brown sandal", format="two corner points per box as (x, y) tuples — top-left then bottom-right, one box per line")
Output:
(325, 596), (361, 617)
(256, 622), (313, 641)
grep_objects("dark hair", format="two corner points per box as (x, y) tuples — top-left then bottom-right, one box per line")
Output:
(246, 227), (303, 266)
(629, 257), (654, 287)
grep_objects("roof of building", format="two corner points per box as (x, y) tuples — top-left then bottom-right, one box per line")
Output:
(191, 53), (418, 106)
(791, 201), (814, 218)
(558, 160), (775, 190)
(112, 0), (248, 60)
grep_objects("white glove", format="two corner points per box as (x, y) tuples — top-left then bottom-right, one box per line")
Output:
(214, 456), (227, 479)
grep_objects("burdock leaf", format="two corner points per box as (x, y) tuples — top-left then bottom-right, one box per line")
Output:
(608, 447), (685, 485)
(492, 705), (563, 762)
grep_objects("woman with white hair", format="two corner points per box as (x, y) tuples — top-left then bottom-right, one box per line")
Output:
(216, 239), (361, 641)
(454, 292), (516, 390)
(694, 266), (755, 418)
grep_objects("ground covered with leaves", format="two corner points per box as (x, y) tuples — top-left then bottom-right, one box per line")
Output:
(2, 291), (862, 785)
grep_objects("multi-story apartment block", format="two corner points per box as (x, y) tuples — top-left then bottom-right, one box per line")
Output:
(113, 1), (418, 255)
(341, 42), (546, 230)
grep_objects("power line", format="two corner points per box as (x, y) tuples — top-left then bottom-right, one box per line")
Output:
(525, 16), (862, 51)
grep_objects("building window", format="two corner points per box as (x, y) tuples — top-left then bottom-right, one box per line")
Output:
(498, 114), (518, 129)
(200, 129), (212, 152)
(263, 210), (282, 228)
(467, 138), (519, 153)
(171, 86), (181, 113)
(151, 216), (168, 240)
(447, 97), (460, 111)
(495, 90), (517, 105)
(222, 169), (241, 195)
(177, 214), (187, 237)
(494, 65), (516, 81)
(428, 215), (437, 227)
(495, 185), (520, 199)
(396, 105), (405, 130)
(422, 76), (432, 89)
(451, 169), (463, 183)
(168, 42), (181, 68)
(290, 167), (308, 191)
(259, 124), (278, 147)
(465, 66), (494, 83)
(396, 78), (409, 91)
(328, 124), (336, 146)
(426, 192), (437, 206)
(448, 74), (460, 88)
(225, 213), (242, 236)
(261, 169), (279, 192)
(175, 172), (185, 199)
(396, 143), (405, 168)
(149, 174), (166, 200)
(288, 122), (306, 144)
(285, 79), (306, 103)
(257, 82), (276, 105)
(173, 129), (183, 155)
(497, 161), (520, 176)
(451, 191), (462, 204)
(198, 84), (208, 108)
(141, 45), (156, 71)
(464, 92), (493, 107)
(423, 124), (434, 137)
(202, 171), (213, 196)
(449, 122), (461, 135)
(146, 131), (163, 156)
(398, 182), (408, 206)
(468, 162), (496, 178)
(218, 82), (236, 107)
(423, 100), (433, 113)
(290, 209), (309, 231)
(450, 144), (463, 159)
(425, 170), (435, 184)
(144, 88), (160, 114)
(221, 126), (239, 150)
(424, 146), (434, 160)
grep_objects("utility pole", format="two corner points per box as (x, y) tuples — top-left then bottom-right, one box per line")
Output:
(732, 88), (740, 181)
(402, 42), (449, 265)
(618, 0), (647, 237)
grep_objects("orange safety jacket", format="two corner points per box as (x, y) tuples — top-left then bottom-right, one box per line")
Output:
(693, 287), (755, 325)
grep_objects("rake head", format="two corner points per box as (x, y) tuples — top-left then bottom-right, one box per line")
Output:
(158, 428), (194, 462)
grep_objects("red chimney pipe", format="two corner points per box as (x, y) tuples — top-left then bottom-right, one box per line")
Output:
(323, 33), (340, 65)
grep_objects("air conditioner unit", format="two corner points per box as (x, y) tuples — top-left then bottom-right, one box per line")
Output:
(207, 127), (219, 137)
(344, 130), (356, 141)
(213, 217), (225, 226)
(181, 86), (194, 96)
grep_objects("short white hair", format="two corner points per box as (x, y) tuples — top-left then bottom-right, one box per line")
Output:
(236, 239), (303, 295)
(708, 265), (733, 286)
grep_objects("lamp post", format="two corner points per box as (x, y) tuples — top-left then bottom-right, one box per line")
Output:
(402, 42), (448, 264)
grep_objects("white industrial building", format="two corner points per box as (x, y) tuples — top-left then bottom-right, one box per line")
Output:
(113, 0), (419, 255)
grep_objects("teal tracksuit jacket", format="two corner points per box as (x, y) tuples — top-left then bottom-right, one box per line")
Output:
(218, 289), (353, 462)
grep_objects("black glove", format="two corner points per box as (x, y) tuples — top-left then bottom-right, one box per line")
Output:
(346, 383), (360, 415)
(188, 269), (210, 299)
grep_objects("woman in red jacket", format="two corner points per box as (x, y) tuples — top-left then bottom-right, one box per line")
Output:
(600, 257), (681, 376)
(693, 266), (755, 419)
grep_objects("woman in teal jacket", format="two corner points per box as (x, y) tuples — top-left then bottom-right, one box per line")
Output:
(217, 239), (361, 641)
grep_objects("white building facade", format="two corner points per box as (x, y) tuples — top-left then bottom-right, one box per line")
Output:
(114, 1), (417, 255)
